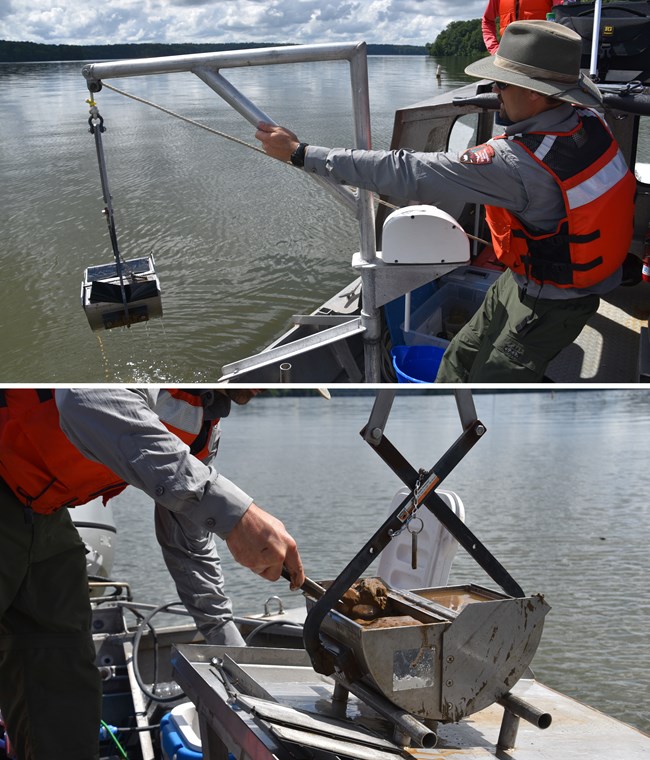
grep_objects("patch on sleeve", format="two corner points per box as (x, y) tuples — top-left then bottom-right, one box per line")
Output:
(459, 143), (495, 165)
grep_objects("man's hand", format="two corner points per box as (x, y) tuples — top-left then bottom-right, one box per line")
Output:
(226, 502), (305, 590)
(255, 122), (301, 162)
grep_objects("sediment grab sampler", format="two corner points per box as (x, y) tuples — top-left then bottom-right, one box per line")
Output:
(81, 99), (162, 331)
(174, 390), (553, 757)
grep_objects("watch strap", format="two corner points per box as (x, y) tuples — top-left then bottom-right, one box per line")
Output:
(290, 142), (308, 168)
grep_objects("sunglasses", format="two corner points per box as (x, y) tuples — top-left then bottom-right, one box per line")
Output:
(493, 81), (510, 91)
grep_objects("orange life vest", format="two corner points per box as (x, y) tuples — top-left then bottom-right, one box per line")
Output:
(0, 389), (218, 514)
(485, 109), (636, 289)
(498, 0), (554, 31)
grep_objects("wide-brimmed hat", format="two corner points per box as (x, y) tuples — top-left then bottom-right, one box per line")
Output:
(465, 20), (602, 107)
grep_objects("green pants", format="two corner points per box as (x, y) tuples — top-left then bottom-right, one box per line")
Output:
(436, 270), (600, 383)
(0, 479), (101, 760)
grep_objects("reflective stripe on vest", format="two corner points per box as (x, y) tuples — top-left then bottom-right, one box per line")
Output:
(566, 150), (630, 210)
(157, 389), (215, 457)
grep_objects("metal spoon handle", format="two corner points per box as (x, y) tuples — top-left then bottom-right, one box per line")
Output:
(281, 567), (326, 599)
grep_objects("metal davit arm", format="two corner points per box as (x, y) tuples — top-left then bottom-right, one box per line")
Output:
(83, 42), (367, 86)
(81, 43), (366, 215)
(82, 41), (383, 382)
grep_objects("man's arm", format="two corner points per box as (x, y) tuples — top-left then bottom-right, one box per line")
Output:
(482, 0), (500, 54)
(55, 388), (304, 586)
(255, 123), (529, 214)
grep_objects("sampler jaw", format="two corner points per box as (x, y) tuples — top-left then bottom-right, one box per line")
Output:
(308, 580), (550, 723)
(81, 253), (162, 331)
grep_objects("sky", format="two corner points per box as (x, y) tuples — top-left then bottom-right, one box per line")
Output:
(0, 0), (486, 47)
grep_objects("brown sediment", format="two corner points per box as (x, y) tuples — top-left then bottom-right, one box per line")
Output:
(336, 577), (390, 620)
(355, 614), (422, 629)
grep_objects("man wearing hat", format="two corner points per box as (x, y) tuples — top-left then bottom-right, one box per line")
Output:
(255, 21), (636, 383)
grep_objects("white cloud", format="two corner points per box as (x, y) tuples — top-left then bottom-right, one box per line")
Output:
(0, 0), (486, 46)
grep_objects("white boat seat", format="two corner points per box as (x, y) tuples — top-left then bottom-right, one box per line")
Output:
(70, 497), (117, 583)
(377, 487), (465, 590)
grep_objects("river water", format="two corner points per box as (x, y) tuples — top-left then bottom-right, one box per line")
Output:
(106, 389), (650, 734)
(1, 54), (474, 383)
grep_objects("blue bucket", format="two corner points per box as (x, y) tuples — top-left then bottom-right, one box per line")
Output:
(391, 344), (445, 384)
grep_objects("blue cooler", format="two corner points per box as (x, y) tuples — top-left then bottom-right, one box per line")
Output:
(401, 266), (499, 347)
(391, 344), (445, 383)
(161, 703), (202, 760)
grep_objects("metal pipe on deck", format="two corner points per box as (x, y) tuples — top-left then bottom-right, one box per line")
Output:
(334, 675), (438, 749)
(499, 693), (552, 729)
(497, 692), (552, 750)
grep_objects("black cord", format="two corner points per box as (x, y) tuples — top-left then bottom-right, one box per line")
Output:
(131, 602), (188, 704)
(244, 618), (303, 645)
(112, 723), (161, 733)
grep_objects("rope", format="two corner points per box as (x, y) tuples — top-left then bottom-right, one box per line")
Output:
(99, 82), (491, 247)
(102, 81), (268, 157)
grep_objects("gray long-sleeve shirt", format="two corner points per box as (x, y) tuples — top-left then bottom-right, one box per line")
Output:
(55, 388), (253, 538)
(303, 103), (621, 300)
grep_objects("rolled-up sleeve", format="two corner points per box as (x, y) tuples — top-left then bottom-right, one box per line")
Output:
(55, 388), (252, 538)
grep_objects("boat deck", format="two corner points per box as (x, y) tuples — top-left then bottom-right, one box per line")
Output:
(172, 644), (649, 760)
(410, 679), (649, 759)
(548, 281), (649, 382)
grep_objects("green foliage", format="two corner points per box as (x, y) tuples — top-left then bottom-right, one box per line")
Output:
(426, 19), (486, 58)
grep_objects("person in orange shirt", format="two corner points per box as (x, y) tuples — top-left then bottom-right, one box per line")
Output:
(482, 0), (563, 54)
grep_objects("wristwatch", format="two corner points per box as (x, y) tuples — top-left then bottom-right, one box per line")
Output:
(290, 142), (308, 168)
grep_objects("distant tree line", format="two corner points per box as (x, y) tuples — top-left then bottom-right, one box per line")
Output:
(0, 40), (426, 63)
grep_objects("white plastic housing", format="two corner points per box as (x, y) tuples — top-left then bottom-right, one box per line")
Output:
(379, 205), (469, 265)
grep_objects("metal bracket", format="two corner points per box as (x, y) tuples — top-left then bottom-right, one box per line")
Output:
(361, 389), (397, 445)
(351, 253), (464, 309)
(219, 317), (365, 380)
